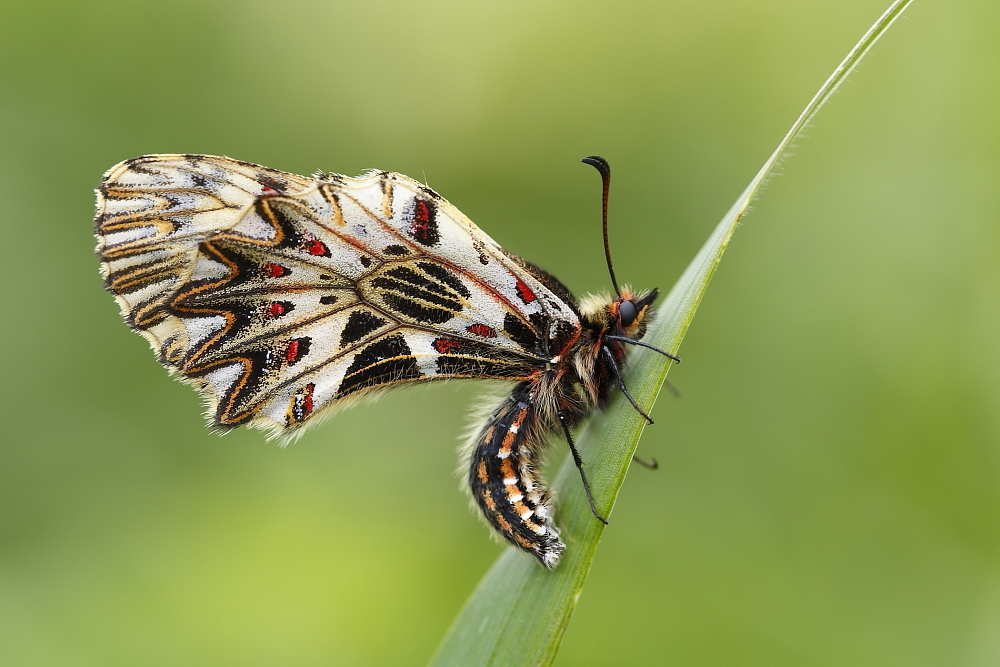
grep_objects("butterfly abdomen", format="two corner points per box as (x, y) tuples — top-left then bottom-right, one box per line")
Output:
(468, 381), (565, 568)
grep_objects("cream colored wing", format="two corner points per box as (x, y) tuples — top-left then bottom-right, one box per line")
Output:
(95, 155), (580, 433)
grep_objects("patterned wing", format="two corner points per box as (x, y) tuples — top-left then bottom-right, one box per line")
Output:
(95, 155), (581, 433)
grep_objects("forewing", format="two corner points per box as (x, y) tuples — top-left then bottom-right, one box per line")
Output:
(96, 155), (316, 333)
(96, 155), (580, 433)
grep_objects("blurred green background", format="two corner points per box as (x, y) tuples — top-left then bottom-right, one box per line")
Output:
(2, 1), (998, 665)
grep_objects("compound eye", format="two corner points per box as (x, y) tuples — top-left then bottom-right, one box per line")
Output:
(619, 300), (638, 327)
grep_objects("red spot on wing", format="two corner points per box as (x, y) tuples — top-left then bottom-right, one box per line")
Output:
(299, 233), (331, 257)
(263, 262), (289, 278)
(301, 384), (314, 416)
(290, 382), (315, 424)
(267, 301), (294, 318)
(433, 338), (464, 354)
(408, 198), (437, 244)
(259, 176), (284, 196)
(285, 337), (311, 364)
(413, 199), (429, 223)
(467, 324), (497, 338)
(306, 240), (327, 255)
(513, 276), (536, 304)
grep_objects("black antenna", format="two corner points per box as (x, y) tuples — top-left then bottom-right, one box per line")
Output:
(581, 156), (620, 297)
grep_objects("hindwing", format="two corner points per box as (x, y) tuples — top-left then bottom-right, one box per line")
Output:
(95, 155), (581, 433)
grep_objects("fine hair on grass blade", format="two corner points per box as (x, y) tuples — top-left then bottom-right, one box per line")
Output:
(428, 2), (915, 665)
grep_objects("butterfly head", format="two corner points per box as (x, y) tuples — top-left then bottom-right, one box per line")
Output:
(612, 287), (658, 339)
(579, 287), (657, 342)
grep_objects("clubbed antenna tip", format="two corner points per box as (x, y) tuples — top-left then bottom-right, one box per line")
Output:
(580, 156), (619, 297)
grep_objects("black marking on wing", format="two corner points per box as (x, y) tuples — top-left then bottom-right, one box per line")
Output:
(417, 261), (470, 298)
(376, 266), (460, 305)
(383, 244), (409, 256)
(371, 264), (467, 325)
(284, 336), (311, 365)
(340, 310), (390, 346)
(503, 312), (539, 353)
(258, 174), (287, 194)
(380, 295), (453, 324)
(405, 196), (439, 246)
(336, 335), (422, 398)
(432, 338), (533, 378)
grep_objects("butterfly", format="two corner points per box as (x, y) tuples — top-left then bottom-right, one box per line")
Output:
(94, 154), (677, 568)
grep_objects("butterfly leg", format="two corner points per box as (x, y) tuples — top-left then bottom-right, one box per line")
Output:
(601, 346), (654, 425)
(468, 382), (565, 568)
(631, 453), (659, 469)
(557, 413), (609, 525)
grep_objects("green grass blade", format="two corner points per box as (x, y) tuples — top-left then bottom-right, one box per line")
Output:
(429, 2), (913, 665)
